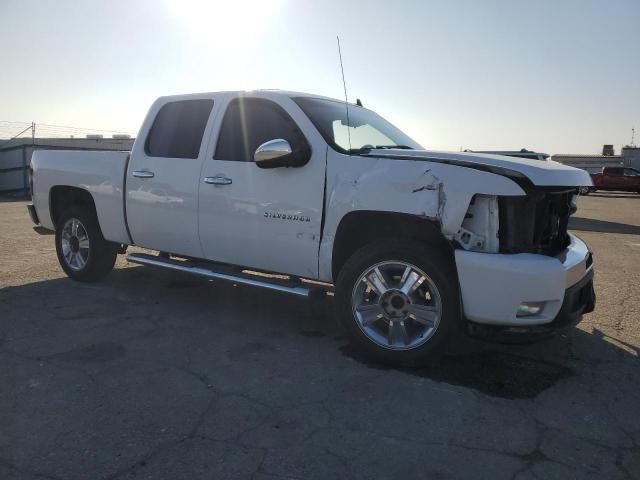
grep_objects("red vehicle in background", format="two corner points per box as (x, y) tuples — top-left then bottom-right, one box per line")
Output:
(586, 166), (640, 194)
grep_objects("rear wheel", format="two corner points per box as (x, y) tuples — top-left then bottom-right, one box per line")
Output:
(336, 239), (460, 366)
(55, 206), (118, 282)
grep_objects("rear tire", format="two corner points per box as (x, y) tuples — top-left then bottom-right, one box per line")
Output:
(335, 239), (460, 366)
(55, 206), (118, 282)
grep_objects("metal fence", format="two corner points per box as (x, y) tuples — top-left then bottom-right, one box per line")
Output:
(0, 122), (135, 194)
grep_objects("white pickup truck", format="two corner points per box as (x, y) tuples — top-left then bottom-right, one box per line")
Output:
(28, 90), (595, 365)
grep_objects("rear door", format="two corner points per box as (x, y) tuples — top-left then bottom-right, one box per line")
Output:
(198, 93), (326, 278)
(126, 97), (216, 257)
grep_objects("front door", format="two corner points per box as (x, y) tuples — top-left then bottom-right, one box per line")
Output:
(198, 94), (326, 279)
(126, 98), (215, 257)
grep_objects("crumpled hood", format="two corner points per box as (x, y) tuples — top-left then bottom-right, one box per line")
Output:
(366, 149), (593, 187)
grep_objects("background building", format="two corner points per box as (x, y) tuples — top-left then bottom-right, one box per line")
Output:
(552, 145), (640, 172)
(0, 136), (134, 194)
(621, 146), (640, 170)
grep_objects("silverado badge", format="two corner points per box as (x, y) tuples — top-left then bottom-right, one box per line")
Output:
(264, 211), (311, 222)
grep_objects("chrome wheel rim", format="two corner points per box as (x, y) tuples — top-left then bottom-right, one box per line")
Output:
(351, 261), (442, 350)
(60, 218), (90, 271)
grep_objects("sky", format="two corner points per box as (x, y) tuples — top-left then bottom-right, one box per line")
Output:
(0, 0), (638, 154)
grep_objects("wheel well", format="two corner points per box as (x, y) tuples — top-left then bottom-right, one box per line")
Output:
(49, 186), (97, 228)
(331, 211), (453, 281)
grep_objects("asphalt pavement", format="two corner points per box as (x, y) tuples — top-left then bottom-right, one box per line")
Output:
(1, 192), (639, 479)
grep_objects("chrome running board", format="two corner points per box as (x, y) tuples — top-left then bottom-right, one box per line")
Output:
(126, 253), (310, 297)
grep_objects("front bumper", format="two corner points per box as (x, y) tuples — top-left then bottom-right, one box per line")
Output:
(455, 233), (594, 329)
(467, 269), (595, 342)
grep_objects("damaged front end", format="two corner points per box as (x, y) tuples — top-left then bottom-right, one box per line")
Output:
(455, 188), (578, 256)
(453, 185), (594, 338)
(498, 188), (577, 256)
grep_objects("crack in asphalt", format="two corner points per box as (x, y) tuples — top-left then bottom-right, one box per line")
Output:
(3, 334), (638, 479)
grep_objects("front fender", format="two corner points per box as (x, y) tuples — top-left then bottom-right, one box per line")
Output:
(317, 152), (525, 281)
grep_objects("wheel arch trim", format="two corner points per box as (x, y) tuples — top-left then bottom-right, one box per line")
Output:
(327, 209), (452, 282)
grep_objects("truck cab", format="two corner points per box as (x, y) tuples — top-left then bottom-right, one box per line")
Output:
(126, 92), (328, 278)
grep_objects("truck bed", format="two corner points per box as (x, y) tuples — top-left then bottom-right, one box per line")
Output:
(31, 150), (131, 244)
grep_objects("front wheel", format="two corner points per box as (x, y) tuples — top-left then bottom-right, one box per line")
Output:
(55, 206), (118, 282)
(335, 239), (460, 366)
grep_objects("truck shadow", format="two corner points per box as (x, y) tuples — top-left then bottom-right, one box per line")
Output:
(1, 265), (636, 401)
(337, 340), (579, 400)
(569, 217), (640, 235)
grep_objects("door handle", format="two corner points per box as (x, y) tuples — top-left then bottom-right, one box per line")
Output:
(132, 170), (155, 179)
(204, 176), (232, 185)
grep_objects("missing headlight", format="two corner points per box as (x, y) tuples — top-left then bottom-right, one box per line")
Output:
(454, 195), (499, 253)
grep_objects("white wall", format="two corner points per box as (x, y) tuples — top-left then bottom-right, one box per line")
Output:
(622, 147), (640, 170)
(551, 155), (623, 172)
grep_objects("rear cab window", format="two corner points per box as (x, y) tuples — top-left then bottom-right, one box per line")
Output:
(145, 99), (214, 159)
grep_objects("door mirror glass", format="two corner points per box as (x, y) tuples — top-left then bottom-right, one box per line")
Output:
(254, 139), (294, 168)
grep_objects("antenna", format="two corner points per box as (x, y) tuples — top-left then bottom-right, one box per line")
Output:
(632, 126), (636, 147)
(336, 36), (351, 152)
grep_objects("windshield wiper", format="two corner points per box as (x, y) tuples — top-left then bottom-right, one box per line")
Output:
(374, 145), (414, 150)
(347, 147), (372, 154)
(347, 145), (414, 155)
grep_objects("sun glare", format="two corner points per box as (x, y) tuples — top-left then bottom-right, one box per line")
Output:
(166, 0), (283, 47)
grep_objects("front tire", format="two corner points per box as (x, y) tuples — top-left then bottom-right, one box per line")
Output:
(55, 206), (118, 282)
(336, 239), (460, 366)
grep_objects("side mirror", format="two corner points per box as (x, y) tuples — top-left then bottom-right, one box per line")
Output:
(254, 139), (293, 168)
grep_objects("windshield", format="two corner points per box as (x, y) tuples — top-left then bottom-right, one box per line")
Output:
(293, 97), (422, 153)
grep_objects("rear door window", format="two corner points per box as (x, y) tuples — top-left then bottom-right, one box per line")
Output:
(145, 99), (214, 159)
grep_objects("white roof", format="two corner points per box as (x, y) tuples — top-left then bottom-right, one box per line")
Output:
(156, 89), (352, 104)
